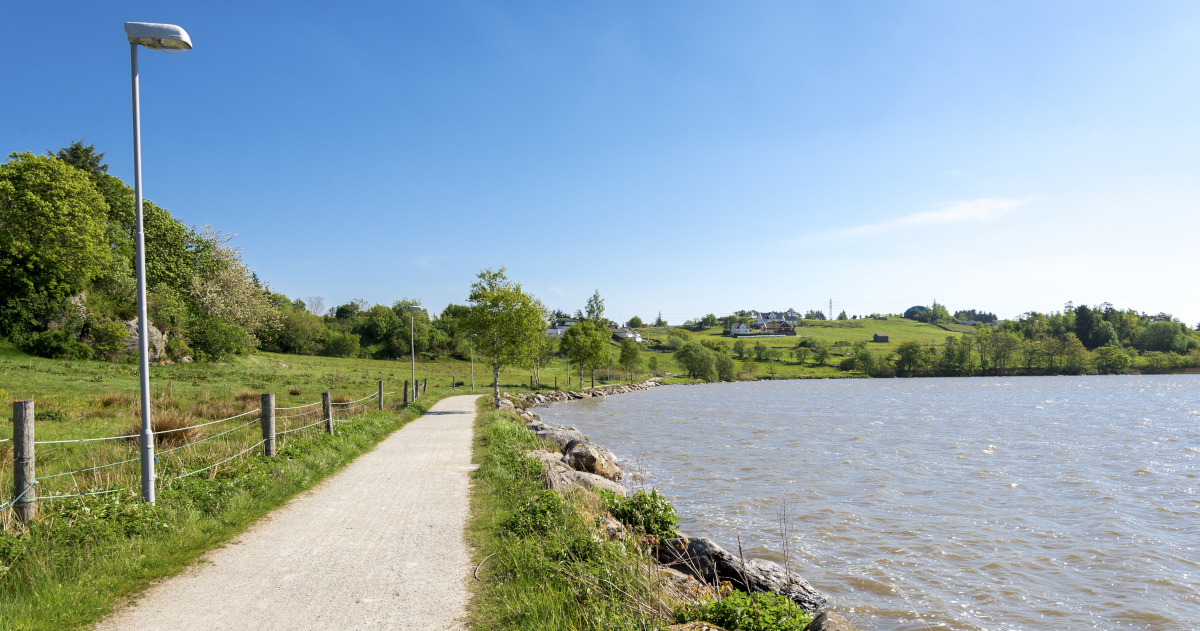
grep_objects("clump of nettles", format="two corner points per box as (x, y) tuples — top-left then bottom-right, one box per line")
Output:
(598, 488), (680, 540)
(675, 590), (814, 631)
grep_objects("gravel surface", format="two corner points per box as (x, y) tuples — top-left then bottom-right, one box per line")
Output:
(96, 394), (481, 631)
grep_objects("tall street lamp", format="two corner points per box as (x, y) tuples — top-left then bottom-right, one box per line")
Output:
(409, 306), (424, 400)
(125, 22), (192, 505)
(470, 334), (477, 392)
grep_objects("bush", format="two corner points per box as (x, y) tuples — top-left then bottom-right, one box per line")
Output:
(89, 319), (130, 361)
(22, 328), (93, 360)
(715, 353), (736, 381)
(188, 313), (253, 360)
(598, 488), (679, 540)
(502, 489), (568, 536)
(676, 590), (814, 631)
(324, 331), (360, 357)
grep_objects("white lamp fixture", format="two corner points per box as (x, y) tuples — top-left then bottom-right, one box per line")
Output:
(126, 21), (192, 505)
(124, 22), (192, 52)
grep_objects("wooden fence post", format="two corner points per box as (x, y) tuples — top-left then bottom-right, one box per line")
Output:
(261, 393), (276, 457)
(377, 381), (383, 411)
(403, 381), (408, 406)
(423, 378), (427, 395)
(322, 392), (333, 434)
(12, 400), (36, 524)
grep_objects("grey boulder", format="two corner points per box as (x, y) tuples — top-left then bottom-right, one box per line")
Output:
(657, 536), (826, 611)
(803, 611), (862, 631)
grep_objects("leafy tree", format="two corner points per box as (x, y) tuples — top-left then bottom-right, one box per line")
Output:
(618, 338), (641, 381)
(1061, 333), (1089, 374)
(698, 313), (719, 327)
(90, 320), (130, 361)
(465, 267), (547, 406)
(1134, 321), (1188, 353)
(324, 331), (361, 357)
(732, 339), (747, 358)
(715, 353), (735, 381)
(627, 315), (644, 328)
(813, 343), (832, 366)
(804, 310), (826, 320)
(674, 342), (717, 381)
(1092, 343), (1131, 374)
(742, 356), (757, 377)
(794, 346), (811, 365)
(647, 355), (659, 376)
(894, 341), (927, 375)
(1091, 320), (1119, 348)
(853, 347), (878, 375)
(585, 290), (605, 325)
(561, 319), (610, 389)
(389, 298), (433, 357)
(753, 341), (767, 361)
(837, 310), (848, 320)
(0, 152), (110, 335)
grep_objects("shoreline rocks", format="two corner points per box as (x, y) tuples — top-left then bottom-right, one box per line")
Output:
(500, 380), (855, 627)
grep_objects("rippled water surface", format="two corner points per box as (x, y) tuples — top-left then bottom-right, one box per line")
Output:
(543, 376), (1200, 631)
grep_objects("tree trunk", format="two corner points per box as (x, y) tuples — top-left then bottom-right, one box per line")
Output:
(492, 360), (501, 408)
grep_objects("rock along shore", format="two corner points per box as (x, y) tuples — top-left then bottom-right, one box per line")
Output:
(496, 380), (862, 631)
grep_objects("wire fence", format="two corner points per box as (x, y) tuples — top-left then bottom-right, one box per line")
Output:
(3, 385), (404, 517)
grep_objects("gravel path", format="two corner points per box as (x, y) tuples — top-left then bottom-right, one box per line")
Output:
(96, 394), (481, 631)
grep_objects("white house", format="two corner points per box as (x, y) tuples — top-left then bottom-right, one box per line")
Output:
(731, 322), (751, 336)
(614, 328), (642, 342)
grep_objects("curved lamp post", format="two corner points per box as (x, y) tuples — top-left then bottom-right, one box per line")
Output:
(409, 306), (424, 400)
(125, 22), (192, 505)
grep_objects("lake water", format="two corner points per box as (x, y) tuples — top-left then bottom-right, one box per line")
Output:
(542, 376), (1200, 631)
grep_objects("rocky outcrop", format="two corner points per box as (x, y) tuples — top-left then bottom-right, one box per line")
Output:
(562, 442), (623, 481)
(804, 611), (862, 631)
(657, 535), (826, 612)
(525, 449), (628, 496)
(122, 316), (167, 362)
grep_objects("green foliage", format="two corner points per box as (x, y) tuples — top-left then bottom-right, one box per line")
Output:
(1092, 343), (1132, 374)
(674, 342), (717, 381)
(627, 315), (644, 328)
(502, 489), (569, 536)
(1134, 321), (1189, 353)
(89, 320), (130, 361)
(618, 338), (641, 378)
(466, 267), (548, 402)
(324, 331), (361, 357)
(22, 328), (93, 360)
(675, 590), (814, 631)
(0, 152), (111, 336)
(647, 356), (659, 375)
(598, 489), (680, 540)
(698, 313), (719, 327)
(715, 353), (736, 381)
(742, 356), (757, 376)
(732, 339), (747, 358)
(188, 312), (254, 360)
(894, 341), (927, 375)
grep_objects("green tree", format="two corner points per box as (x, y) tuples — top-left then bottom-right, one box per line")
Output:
(715, 353), (736, 381)
(894, 341), (928, 376)
(90, 320), (130, 362)
(1061, 333), (1089, 374)
(813, 343), (832, 366)
(742, 356), (757, 377)
(647, 355), (659, 376)
(698, 313), (719, 327)
(585, 290), (605, 325)
(1092, 343), (1131, 374)
(465, 267), (547, 406)
(627, 315), (644, 328)
(1134, 321), (1188, 353)
(733, 339), (747, 358)
(837, 310), (848, 320)
(562, 320), (610, 389)
(674, 342), (717, 381)
(618, 337), (641, 381)
(753, 341), (768, 361)
(794, 346), (811, 366)
(0, 152), (110, 335)
(324, 331), (361, 357)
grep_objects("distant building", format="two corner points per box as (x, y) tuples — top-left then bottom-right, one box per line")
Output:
(873, 333), (889, 343)
(778, 322), (795, 334)
(614, 328), (642, 342)
(730, 322), (751, 336)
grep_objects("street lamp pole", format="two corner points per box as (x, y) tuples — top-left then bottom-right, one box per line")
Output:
(410, 306), (423, 400)
(470, 334), (477, 392)
(125, 22), (192, 504)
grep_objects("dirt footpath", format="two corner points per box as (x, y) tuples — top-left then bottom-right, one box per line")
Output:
(96, 394), (481, 631)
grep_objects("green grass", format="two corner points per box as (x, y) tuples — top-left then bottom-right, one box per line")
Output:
(0, 345), (455, 630)
(467, 400), (675, 630)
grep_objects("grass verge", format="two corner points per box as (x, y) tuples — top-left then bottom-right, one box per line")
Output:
(467, 399), (677, 630)
(0, 392), (451, 631)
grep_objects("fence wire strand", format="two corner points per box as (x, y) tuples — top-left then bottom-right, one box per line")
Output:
(274, 401), (322, 411)
(37, 456), (140, 481)
(157, 418), (260, 456)
(154, 407), (261, 435)
(172, 440), (264, 480)
(0, 481), (38, 512)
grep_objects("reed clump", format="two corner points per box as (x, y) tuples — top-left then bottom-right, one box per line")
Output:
(121, 408), (201, 448)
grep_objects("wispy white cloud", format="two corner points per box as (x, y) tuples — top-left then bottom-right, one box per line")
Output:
(838, 197), (1033, 237)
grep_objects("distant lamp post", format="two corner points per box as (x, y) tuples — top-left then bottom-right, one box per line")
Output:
(470, 334), (477, 392)
(409, 306), (424, 400)
(125, 21), (192, 505)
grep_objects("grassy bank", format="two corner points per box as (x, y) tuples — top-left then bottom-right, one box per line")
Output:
(466, 400), (817, 631)
(0, 388), (452, 630)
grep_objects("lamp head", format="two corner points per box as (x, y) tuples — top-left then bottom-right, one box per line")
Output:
(125, 22), (192, 53)
(410, 306), (424, 312)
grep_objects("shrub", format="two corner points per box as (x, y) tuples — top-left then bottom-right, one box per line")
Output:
(23, 328), (93, 360)
(90, 319), (130, 361)
(121, 409), (200, 448)
(598, 488), (679, 540)
(288, 386), (301, 396)
(675, 590), (814, 631)
(188, 313), (253, 360)
(324, 331), (360, 358)
(503, 488), (569, 536)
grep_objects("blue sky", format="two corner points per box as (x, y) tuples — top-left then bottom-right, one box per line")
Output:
(4, 2), (1199, 325)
